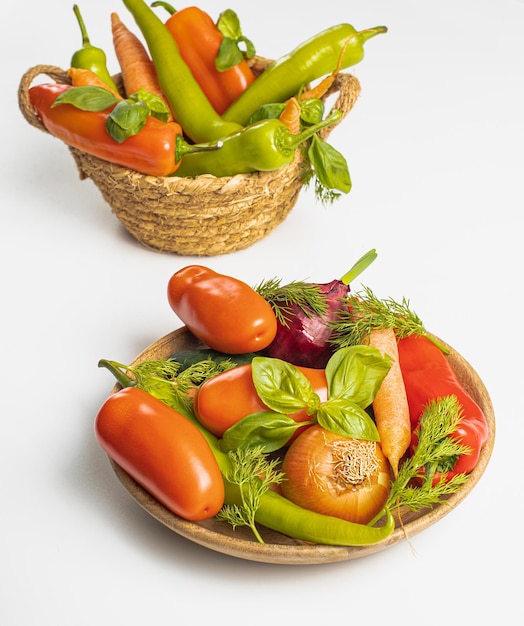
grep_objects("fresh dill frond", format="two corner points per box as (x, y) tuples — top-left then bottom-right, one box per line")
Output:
(302, 165), (343, 206)
(254, 277), (329, 327)
(176, 358), (237, 386)
(329, 285), (449, 353)
(388, 473), (470, 512)
(410, 396), (472, 471)
(216, 447), (285, 543)
(312, 177), (342, 206)
(131, 358), (181, 385)
(385, 395), (472, 513)
(130, 357), (234, 414)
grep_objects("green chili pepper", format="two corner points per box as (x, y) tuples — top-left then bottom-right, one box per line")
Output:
(226, 482), (395, 546)
(99, 359), (395, 546)
(189, 398), (394, 545)
(122, 0), (242, 143)
(71, 5), (119, 92)
(223, 24), (388, 125)
(199, 413), (394, 546)
(173, 109), (342, 178)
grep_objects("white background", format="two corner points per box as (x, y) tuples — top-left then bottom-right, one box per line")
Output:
(2, 0), (522, 623)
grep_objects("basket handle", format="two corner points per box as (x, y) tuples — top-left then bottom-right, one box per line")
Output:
(319, 72), (361, 141)
(18, 65), (71, 132)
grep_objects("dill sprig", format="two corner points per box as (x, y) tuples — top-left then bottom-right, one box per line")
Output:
(130, 358), (189, 412)
(385, 395), (471, 514)
(102, 357), (234, 415)
(303, 169), (342, 206)
(216, 447), (285, 543)
(254, 277), (329, 327)
(329, 285), (449, 353)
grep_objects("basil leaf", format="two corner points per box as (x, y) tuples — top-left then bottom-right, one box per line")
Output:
(307, 134), (352, 193)
(317, 399), (380, 441)
(215, 9), (255, 71)
(128, 88), (170, 123)
(247, 103), (287, 125)
(216, 8), (242, 39)
(300, 98), (325, 125)
(326, 346), (392, 408)
(251, 356), (320, 415)
(106, 99), (149, 143)
(219, 411), (306, 453)
(52, 86), (119, 111)
(216, 38), (243, 72)
(238, 36), (256, 60)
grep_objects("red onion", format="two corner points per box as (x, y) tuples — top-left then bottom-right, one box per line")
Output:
(264, 279), (350, 368)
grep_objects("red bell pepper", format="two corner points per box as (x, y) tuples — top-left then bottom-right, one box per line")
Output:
(397, 333), (489, 481)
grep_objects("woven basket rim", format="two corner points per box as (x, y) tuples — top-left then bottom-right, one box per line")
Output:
(18, 61), (361, 180)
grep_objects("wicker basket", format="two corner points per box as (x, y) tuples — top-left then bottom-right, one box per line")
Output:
(18, 61), (361, 256)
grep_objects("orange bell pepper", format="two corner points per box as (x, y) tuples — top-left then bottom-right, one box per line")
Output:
(29, 82), (183, 177)
(153, 3), (255, 115)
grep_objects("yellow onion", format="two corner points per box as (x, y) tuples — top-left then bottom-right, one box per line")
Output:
(281, 425), (391, 524)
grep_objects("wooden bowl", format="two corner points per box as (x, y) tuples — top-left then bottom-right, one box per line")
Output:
(106, 327), (495, 565)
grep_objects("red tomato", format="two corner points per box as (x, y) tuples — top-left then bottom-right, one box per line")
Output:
(94, 387), (224, 521)
(194, 362), (328, 440)
(167, 265), (277, 354)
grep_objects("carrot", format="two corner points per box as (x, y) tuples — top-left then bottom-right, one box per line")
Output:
(301, 74), (336, 102)
(279, 96), (301, 134)
(300, 37), (351, 101)
(279, 37), (350, 134)
(110, 12), (172, 117)
(366, 328), (411, 478)
(67, 67), (122, 99)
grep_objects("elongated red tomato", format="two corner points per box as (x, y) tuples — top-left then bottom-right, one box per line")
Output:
(94, 387), (224, 521)
(195, 362), (328, 439)
(167, 265), (277, 354)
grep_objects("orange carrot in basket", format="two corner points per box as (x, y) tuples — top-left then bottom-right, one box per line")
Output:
(278, 38), (350, 138)
(67, 67), (123, 99)
(300, 37), (350, 101)
(110, 11), (172, 117)
(366, 328), (411, 477)
(277, 41), (349, 135)
(279, 96), (301, 134)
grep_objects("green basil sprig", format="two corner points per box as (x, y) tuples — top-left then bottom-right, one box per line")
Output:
(215, 9), (256, 71)
(52, 85), (119, 111)
(218, 346), (392, 453)
(219, 411), (308, 453)
(252, 358), (322, 416)
(52, 85), (171, 143)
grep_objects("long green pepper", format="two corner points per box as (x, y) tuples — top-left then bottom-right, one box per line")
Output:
(122, 0), (242, 143)
(173, 109), (343, 178)
(99, 359), (395, 546)
(223, 24), (388, 125)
